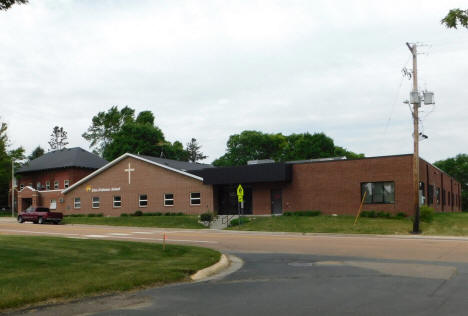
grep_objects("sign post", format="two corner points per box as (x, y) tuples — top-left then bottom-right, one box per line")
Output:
(237, 184), (244, 226)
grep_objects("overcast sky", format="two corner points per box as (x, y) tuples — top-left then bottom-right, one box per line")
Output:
(1, 0), (467, 163)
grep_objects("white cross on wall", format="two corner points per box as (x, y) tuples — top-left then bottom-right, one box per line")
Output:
(124, 163), (135, 184)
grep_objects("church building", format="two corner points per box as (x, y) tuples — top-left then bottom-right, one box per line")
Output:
(59, 152), (462, 216)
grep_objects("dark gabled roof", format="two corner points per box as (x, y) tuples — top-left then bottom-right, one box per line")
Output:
(189, 162), (292, 185)
(137, 155), (213, 171)
(16, 147), (108, 174)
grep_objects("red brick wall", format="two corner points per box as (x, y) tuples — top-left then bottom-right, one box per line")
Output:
(62, 157), (213, 216)
(280, 155), (414, 215)
(248, 156), (461, 216)
(17, 168), (94, 191)
(419, 159), (461, 212)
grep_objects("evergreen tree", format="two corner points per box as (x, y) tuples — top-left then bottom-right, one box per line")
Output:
(186, 138), (207, 162)
(28, 146), (45, 161)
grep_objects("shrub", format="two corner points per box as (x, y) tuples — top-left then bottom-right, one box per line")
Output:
(420, 206), (435, 223)
(87, 213), (97, 217)
(68, 214), (85, 217)
(96, 213), (103, 217)
(283, 212), (293, 216)
(229, 217), (250, 227)
(200, 213), (213, 222)
(142, 212), (162, 216)
(395, 212), (407, 219)
(120, 213), (129, 217)
(133, 210), (143, 216)
(176, 212), (185, 216)
(377, 211), (390, 218)
(164, 212), (172, 216)
(298, 210), (321, 217)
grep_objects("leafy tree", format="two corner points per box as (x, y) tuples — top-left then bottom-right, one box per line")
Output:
(102, 122), (189, 162)
(82, 106), (135, 155)
(48, 126), (69, 150)
(85, 106), (189, 162)
(28, 146), (45, 161)
(103, 123), (165, 161)
(0, 119), (25, 208)
(442, 9), (468, 29)
(0, 0), (28, 11)
(213, 130), (363, 166)
(135, 111), (155, 125)
(186, 138), (207, 162)
(434, 154), (468, 211)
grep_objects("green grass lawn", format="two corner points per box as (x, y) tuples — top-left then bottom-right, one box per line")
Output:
(228, 213), (468, 236)
(63, 215), (205, 229)
(0, 235), (220, 310)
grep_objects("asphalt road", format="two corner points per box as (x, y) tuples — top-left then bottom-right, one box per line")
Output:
(2, 219), (468, 315)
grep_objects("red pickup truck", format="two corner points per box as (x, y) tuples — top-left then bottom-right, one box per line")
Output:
(17, 207), (63, 224)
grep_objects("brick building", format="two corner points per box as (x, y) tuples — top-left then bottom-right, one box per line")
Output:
(15, 148), (107, 212)
(59, 153), (461, 216)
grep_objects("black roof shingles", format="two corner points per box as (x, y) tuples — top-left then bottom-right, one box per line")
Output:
(16, 147), (108, 174)
(137, 155), (213, 172)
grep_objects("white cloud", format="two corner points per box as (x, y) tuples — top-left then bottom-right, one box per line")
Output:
(1, 0), (467, 162)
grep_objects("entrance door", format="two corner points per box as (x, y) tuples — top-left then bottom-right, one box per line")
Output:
(271, 189), (282, 214)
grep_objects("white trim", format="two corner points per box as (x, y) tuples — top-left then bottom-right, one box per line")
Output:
(18, 186), (37, 193)
(113, 195), (122, 208)
(74, 197), (81, 209)
(62, 153), (204, 194)
(92, 196), (100, 209)
(190, 192), (201, 206)
(139, 194), (148, 208)
(38, 189), (63, 193)
(164, 193), (174, 207)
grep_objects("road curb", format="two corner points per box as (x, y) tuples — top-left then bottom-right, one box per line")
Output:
(191, 254), (230, 281)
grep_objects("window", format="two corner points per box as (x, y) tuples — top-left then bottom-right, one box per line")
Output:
(54, 181), (59, 189)
(427, 185), (434, 205)
(46, 181), (51, 190)
(139, 194), (148, 207)
(36, 182), (41, 190)
(436, 187), (441, 205)
(20, 184), (24, 190)
(92, 197), (100, 208)
(164, 193), (174, 206)
(113, 196), (121, 208)
(442, 189), (446, 205)
(190, 192), (201, 206)
(64, 180), (70, 188)
(50, 199), (57, 210)
(74, 197), (81, 209)
(361, 182), (395, 204)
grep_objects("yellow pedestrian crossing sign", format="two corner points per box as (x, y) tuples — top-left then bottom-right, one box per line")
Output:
(237, 184), (244, 202)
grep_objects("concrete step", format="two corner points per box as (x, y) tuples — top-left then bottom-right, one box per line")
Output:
(209, 215), (239, 229)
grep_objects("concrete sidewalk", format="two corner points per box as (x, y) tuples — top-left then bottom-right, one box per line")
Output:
(0, 217), (16, 222)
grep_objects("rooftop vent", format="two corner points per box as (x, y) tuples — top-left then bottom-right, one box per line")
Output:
(247, 159), (275, 165)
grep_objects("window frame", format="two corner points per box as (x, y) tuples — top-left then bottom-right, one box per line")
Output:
(46, 181), (51, 190)
(361, 182), (395, 204)
(36, 182), (41, 190)
(74, 197), (81, 209)
(190, 192), (201, 206)
(50, 199), (57, 210)
(92, 196), (100, 209)
(164, 193), (174, 207)
(139, 194), (148, 208)
(113, 195), (122, 208)
(54, 181), (59, 189)
(64, 180), (70, 188)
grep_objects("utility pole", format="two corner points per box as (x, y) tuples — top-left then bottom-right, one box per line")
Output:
(406, 42), (420, 234)
(11, 159), (15, 217)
